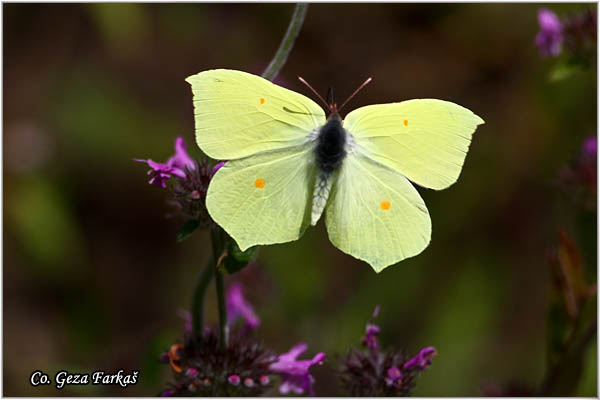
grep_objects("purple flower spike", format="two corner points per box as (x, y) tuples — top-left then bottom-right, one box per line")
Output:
(536, 8), (563, 57)
(269, 343), (326, 396)
(228, 374), (241, 386)
(385, 366), (403, 388)
(226, 282), (260, 329)
(403, 347), (437, 371)
(160, 390), (175, 397)
(134, 158), (186, 188)
(168, 137), (195, 171)
(362, 324), (381, 350)
(211, 161), (226, 177)
(361, 305), (381, 350)
(134, 137), (195, 188)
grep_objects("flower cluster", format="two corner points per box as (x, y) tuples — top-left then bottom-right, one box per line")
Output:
(160, 329), (275, 397)
(536, 8), (564, 57)
(134, 137), (195, 188)
(535, 8), (596, 61)
(339, 306), (436, 396)
(160, 282), (326, 396)
(135, 137), (226, 228)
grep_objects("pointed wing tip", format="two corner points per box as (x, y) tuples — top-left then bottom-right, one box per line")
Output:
(184, 74), (198, 85)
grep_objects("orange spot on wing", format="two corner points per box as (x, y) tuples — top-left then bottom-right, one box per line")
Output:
(255, 178), (266, 189)
(380, 200), (391, 211)
(403, 120), (408, 126)
(260, 98), (265, 104)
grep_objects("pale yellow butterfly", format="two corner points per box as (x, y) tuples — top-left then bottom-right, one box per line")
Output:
(186, 69), (484, 272)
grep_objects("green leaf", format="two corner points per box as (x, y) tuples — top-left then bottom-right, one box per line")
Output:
(222, 240), (259, 274)
(549, 58), (583, 82)
(176, 219), (200, 243)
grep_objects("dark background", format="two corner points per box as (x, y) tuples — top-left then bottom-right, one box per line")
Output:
(3, 3), (597, 396)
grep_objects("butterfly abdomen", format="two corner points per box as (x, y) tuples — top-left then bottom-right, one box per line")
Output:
(315, 116), (347, 174)
(311, 116), (347, 225)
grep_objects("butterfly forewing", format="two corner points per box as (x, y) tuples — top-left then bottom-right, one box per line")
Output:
(344, 99), (484, 190)
(186, 69), (326, 160)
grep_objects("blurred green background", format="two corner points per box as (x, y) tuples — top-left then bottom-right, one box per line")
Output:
(3, 3), (597, 396)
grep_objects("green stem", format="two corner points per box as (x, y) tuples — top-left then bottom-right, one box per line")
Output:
(211, 226), (228, 350)
(539, 318), (597, 395)
(261, 3), (309, 82)
(215, 270), (227, 350)
(191, 256), (215, 339)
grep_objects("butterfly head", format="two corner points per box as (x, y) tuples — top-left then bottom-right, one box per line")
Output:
(298, 76), (372, 118)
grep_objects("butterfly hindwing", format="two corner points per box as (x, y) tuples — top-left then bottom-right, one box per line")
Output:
(344, 99), (484, 190)
(186, 69), (325, 160)
(206, 144), (317, 251)
(325, 152), (431, 272)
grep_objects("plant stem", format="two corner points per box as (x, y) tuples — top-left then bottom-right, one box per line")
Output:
(211, 226), (228, 350)
(191, 256), (215, 339)
(538, 318), (597, 395)
(261, 3), (309, 82)
(215, 269), (227, 351)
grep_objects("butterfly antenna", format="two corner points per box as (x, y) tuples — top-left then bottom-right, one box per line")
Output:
(338, 77), (372, 113)
(298, 76), (330, 111)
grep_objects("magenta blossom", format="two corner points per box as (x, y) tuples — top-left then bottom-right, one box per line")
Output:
(361, 305), (381, 350)
(134, 137), (195, 188)
(227, 374), (241, 386)
(583, 135), (597, 158)
(226, 282), (260, 329)
(269, 343), (326, 396)
(385, 366), (403, 388)
(535, 8), (563, 57)
(403, 347), (437, 370)
(169, 137), (195, 170)
(362, 324), (380, 350)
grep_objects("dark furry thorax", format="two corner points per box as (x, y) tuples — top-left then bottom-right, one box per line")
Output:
(315, 115), (347, 174)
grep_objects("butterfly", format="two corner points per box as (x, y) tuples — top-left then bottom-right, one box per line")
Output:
(186, 69), (484, 272)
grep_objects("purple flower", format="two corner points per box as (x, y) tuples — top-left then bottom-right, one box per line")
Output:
(362, 324), (380, 350)
(228, 374), (241, 386)
(403, 347), (437, 371)
(385, 366), (403, 388)
(361, 305), (381, 350)
(134, 137), (195, 188)
(259, 375), (270, 386)
(169, 137), (195, 170)
(160, 390), (175, 397)
(536, 8), (563, 57)
(226, 282), (260, 329)
(269, 343), (326, 396)
(185, 368), (198, 378)
(211, 161), (226, 177)
(583, 135), (597, 158)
